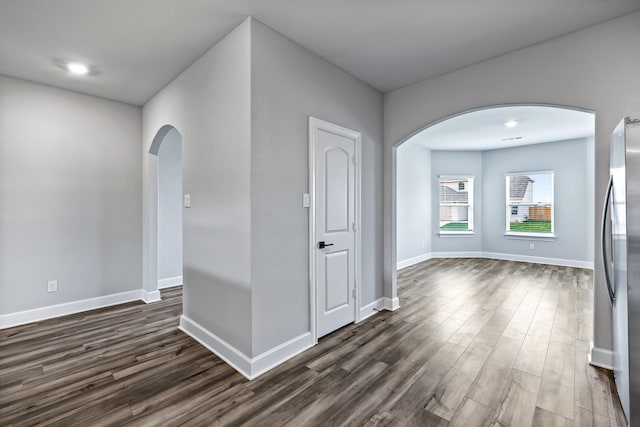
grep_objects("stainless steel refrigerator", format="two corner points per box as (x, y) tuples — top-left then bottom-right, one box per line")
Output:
(603, 117), (640, 426)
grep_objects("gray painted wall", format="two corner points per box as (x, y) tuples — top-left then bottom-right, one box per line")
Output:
(482, 139), (591, 262)
(400, 140), (592, 261)
(144, 17), (384, 359)
(431, 151), (483, 253)
(586, 137), (595, 264)
(250, 20), (384, 356)
(157, 128), (183, 281)
(143, 19), (252, 355)
(0, 75), (142, 314)
(396, 143), (431, 262)
(384, 11), (640, 351)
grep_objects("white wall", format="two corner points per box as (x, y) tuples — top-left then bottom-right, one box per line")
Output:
(431, 151), (483, 253)
(250, 19), (384, 356)
(143, 20), (252, 355)
(157, 128), (182, 282)
(482, 139), (591, 263)
(0, 75), (142, 315)
(384, 11), (640, 352)
(396, 143), (431, 264)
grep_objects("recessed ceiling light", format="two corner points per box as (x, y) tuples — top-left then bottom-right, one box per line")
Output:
(66, 62), (89, 75)
(54, 59), (100, 76)
(505, 120), (518, 128)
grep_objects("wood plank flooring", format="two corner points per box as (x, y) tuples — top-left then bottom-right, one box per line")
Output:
(0, 258), (628, 426)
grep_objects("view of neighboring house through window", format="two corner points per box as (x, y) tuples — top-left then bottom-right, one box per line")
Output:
(506, 171), (554, 235)
(439, 176), (474, 233)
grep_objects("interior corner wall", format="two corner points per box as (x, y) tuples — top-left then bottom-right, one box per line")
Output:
(384, 11), (640, 352)
(157, 128), (183, 281)
(249, 19), (384, 356)
(407, 140), (592, 262)
(396, 143), (431, 263)
(0, 75), (142, 315)
(482, 138), (591, 262)
(430, 151), (483, 253)
(142, 19), (253, 356)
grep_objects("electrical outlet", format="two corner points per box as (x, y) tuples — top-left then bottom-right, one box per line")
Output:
(47, 280), (58, 293)
(529, 243), (535, 250)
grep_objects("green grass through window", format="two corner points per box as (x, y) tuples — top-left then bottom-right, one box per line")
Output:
(509, 220), (552, 233)
(440, 222), (470, 230)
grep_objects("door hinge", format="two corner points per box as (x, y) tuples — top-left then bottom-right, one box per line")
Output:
(352, 155), (357, 166)
(352, 222), (357, 232)
(352, 288), (357, 299)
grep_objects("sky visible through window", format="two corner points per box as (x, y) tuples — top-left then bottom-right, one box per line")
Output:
(529, 173), (553, 203)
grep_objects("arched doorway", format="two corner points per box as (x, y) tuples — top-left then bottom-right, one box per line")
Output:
(391, 104), (595, 305)
(144, 125), (183, 302)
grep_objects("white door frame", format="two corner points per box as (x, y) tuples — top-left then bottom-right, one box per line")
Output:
(309, 117), (362, 344)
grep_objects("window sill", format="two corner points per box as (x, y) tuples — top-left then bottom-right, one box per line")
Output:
(439, 231), (475, 237)
(504, 232), (556, 241)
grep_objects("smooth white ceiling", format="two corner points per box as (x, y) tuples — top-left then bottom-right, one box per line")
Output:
(406, 106), (595, 151)
(1, 1), (639, 105)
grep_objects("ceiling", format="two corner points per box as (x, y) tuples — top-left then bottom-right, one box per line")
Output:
(1, 1), (639, 105)
(406, 106), (595, 151)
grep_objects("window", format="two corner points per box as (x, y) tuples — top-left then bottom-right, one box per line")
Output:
(439, 176), (474, 233)
(506, 171), (554, 235)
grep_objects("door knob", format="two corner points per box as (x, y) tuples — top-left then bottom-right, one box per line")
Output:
(318, 241), (334, 249)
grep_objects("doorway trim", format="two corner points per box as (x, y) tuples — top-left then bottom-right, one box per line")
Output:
(144, 124), (183, 303)
(309, 117), (362, 344)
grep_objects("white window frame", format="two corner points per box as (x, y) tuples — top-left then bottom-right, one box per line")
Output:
(505, 170), (555, 239)
(438, 175), (474, 236)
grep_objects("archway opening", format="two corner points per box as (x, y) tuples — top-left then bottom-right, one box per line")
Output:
(148, 125), (183, 300)
(393, 104), (595, 307)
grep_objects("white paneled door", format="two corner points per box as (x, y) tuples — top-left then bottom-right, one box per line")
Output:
(310, 118), (360, 339)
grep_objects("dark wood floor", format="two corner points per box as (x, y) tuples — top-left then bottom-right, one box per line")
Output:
(0, 259), (627, 426)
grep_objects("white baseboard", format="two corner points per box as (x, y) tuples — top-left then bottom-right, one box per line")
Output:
(400, 251), (594, 270)
(0, 289), (143, 330)
(431, 251), (483, 259)
(588, 342), (614, 370)
(141, 289), (162, 303)
(397, 253), (432, 270)
(482, 252), (593, 269)
(397, 251), (484, 270)
(158, 276), (183, 289)
(383, 297), (400, 311)
(359, 298), (385, 321)
(179, 315), (314, 380)
(179, 315), (252, 377)
(251, 332), (314, 378)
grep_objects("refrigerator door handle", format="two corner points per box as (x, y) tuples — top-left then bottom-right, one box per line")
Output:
(601, 175), (615, 303)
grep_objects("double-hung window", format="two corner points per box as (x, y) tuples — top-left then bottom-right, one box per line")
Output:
(439, 176), (474, 234)
(505, 171), (554, 236)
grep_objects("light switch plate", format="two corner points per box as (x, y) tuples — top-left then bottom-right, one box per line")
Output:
(302, 193), (310, 208)
(184, 194), (191, 208)
(48, 280), (58, 293)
